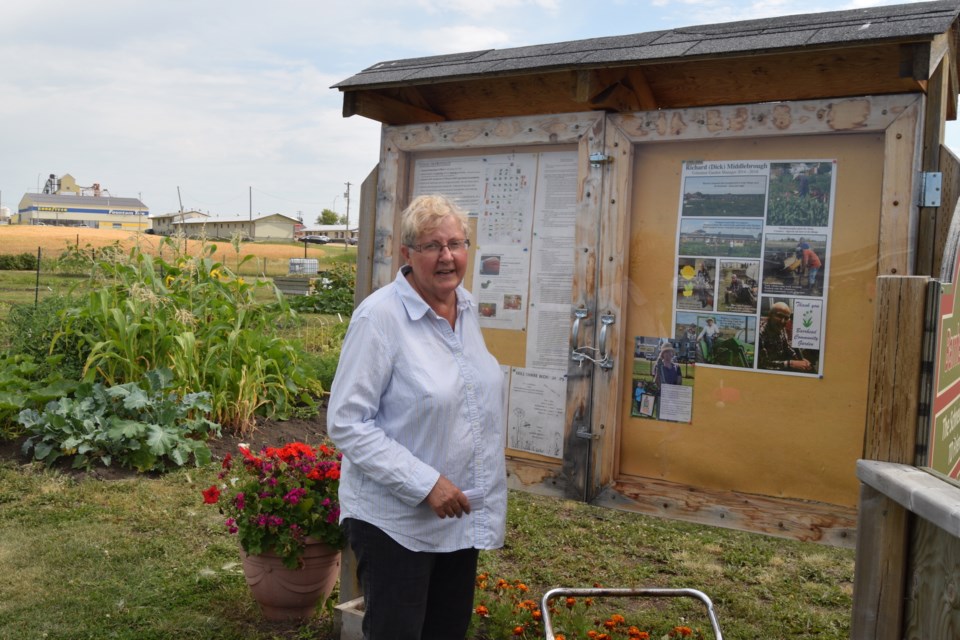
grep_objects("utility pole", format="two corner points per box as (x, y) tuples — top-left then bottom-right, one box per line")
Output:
(344, 182), (351, 251)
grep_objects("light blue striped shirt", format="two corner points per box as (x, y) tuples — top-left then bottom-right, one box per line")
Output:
(327, 266), (507, 552)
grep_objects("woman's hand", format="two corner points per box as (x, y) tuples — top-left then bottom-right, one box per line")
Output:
(426, 475), (471, 519)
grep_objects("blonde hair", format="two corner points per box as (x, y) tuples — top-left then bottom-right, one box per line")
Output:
(400, 195), (469, 247)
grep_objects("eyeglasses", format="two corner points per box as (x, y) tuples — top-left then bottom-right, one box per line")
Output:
(408, 239), (470, 256)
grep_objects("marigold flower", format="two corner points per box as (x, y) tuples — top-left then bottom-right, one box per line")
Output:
(532, 610), (542, 621)
(672, 627), (693, 637)
(513, 625), (524, 636)
(202, 485), (221, 504)
(587, 631), (598, 639)
(474, 605), (489, 617)
(610, 614), (625, 624)
(565, 597), (576, 609)
(604, 619), (617, 629)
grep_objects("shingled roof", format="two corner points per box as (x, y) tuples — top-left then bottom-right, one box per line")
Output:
(334, 1), (960, 125)
(335, 0), (960, 90)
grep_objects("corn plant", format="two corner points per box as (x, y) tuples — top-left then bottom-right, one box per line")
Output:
(54, 238), (322, 435)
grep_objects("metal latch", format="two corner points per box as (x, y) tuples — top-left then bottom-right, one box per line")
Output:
(920, 172), (942, 207)
(589, 152), (612, 167)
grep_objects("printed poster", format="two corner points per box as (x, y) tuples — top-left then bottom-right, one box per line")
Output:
(671, 160), (835, 377)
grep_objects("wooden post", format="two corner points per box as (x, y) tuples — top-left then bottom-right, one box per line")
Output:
(852, 275), (929, 639)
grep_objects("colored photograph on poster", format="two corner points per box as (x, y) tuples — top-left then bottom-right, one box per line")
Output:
(678, 218), (763, 258)
(676, 258), (716, 311)
(673, 311), (705, 363)
(681, 174), (767, 218)
(690, 314), (756, 369)
(718, 260), (760, 314)
(767, 162), (833, 227)
(631, 337), (694, 423)
(757, 297), (821, 375)
(762, 233), (826, 297)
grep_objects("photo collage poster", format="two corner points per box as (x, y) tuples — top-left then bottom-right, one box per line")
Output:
(671, 160), (835, 377)
(413, 152), (579, 459)
(630, 336), (694, 424)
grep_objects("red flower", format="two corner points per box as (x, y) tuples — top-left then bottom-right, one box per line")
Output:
(202, 485), (221, 504)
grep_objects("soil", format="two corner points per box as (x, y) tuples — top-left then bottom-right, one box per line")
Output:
(0, 409), (329, 481)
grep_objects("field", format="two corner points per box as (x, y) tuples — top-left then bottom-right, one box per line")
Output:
(0, 226), (352, 277)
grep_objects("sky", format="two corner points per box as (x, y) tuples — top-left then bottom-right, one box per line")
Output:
(0, 0), (948, 223)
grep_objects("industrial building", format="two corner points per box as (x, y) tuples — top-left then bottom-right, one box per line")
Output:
(15, 174), (148, 230)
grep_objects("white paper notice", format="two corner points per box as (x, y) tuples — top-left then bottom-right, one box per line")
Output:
(412, 157), (486, 214)
(507, 368), (567, 459)
(527, 151), (578, 370)
(658, 383), (693, 423)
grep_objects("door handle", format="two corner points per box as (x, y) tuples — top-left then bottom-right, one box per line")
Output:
(597, 314), (615, 370)
(571, 307), (589, 363)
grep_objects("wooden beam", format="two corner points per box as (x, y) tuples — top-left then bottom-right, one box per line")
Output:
(917, 62), (950, 276)
(624, 68), (658, 110)
(850, 482), (909, 639)
(595, 479), (857, 547)
(864, 276), (929, 463)
(353, 165), (378, 306)
(878, 101), (922, 276)
(343, 90), (446, 125)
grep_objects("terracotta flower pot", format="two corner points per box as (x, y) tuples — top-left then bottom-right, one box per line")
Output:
(240, 540), (341, 622)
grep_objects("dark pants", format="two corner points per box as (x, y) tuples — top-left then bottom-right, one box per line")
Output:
(344, 518), (479, 640)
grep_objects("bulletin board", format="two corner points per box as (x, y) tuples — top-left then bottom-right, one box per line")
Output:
(618, 133), (884, 508)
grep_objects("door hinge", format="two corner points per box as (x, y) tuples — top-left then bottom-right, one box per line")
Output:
(920, 172), (942, 207)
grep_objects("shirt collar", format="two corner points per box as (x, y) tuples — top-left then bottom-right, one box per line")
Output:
(395, 265), (472, 321)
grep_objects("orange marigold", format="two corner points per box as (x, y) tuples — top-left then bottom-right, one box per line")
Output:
(565, 597), (576, 609)
(513, 626), (525, 636)
(672, 626), (693, 637)
(474, 605), (489, 617)
(611, 614), (626, 624)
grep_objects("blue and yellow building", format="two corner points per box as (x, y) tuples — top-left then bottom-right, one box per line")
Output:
(16, 173), (148, 230)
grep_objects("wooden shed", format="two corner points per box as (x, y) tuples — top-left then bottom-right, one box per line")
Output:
(334, 2), (960, 635)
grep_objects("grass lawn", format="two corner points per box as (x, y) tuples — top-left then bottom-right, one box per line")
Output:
(0, 460), (855, 640)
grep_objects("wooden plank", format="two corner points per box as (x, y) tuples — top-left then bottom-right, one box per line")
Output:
(562, 118), (606, 502)
(916, 61), (949, 276)
(856, 460), (960, 537)
(344, 90), (445, 125)
(373, 130), (405, 290)
(595, 478), (857, 547)
(380, 111), (601, 152)
(354, 165), (378, 305)
(878, 100), (922, 276)
(865, 276), (927, 462)
(864, 276), (929, 463)
(850, 482), (909, 639)
(609, 94), (921, 142)
(903, 516), (960, 638)
(588, 123), (635, 494)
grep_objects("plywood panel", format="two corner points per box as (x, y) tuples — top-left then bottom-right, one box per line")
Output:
(618, 133), (884, 508)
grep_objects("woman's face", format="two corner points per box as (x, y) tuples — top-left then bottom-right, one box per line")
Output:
(401, 215), (468, 306)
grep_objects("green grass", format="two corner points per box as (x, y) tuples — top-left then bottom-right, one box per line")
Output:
(0, 461), (854, 639)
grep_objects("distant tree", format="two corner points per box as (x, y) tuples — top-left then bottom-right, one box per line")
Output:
(317, 209), (339, 225)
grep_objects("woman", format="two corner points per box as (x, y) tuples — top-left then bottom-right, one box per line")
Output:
(327, 194), (507, 640)
(653, 342), (682, 387)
